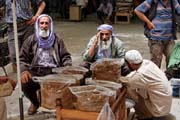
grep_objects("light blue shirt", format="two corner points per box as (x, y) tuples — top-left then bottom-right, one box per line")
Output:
(135, 0), (180, 40)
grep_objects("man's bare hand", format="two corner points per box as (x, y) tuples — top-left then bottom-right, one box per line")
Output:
(147, 22), (155, 30)
(21, 71), (32, 83)
(26, 15), (38, 25)
(94, 31), (101, 46)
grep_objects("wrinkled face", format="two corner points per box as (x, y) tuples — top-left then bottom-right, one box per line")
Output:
(100, 30), (112, 41)
(38, 16), (50, 38)
(39, 16), (50, 30)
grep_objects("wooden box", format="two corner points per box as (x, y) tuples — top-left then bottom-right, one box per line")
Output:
(69, 5), (81, 21)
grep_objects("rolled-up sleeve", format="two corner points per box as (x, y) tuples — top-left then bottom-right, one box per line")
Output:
(135, 0), (152, 13)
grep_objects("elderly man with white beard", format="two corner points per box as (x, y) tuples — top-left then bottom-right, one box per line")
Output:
(81, 24), (125, 69)
(19, 14), (72, 115)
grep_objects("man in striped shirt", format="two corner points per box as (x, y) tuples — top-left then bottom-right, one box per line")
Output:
(134, 0), (180, 68)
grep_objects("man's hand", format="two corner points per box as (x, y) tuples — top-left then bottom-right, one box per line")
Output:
(147, 21), (155, 30)
(26, 15), (38, 25)
(21, 71), (32, 83)
(94, 31), (101, 46)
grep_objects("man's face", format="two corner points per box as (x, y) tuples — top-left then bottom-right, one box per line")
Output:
(39, 16), (50, 38)
(100, 30), (112, 41)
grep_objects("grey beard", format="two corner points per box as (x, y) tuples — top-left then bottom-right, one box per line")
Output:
(100, 38), (112, 50)
(39, 29), (50, 38)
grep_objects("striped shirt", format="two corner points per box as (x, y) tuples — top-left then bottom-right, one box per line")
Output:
(135, 0), (180, 41)
(0, 0), (43, 23)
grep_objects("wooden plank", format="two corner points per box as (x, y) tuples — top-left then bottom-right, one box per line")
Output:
(56, 108), (98, 120)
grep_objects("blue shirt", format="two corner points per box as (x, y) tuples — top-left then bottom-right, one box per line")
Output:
(135, 0), (180, 41)
(0, 0), (43, 23)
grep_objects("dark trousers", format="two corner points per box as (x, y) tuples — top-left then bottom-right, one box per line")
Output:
(22, 80), (40, 107)
(97, 11), (113, 24)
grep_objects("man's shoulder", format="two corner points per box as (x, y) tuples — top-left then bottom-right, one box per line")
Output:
(113, 37), (123, 44)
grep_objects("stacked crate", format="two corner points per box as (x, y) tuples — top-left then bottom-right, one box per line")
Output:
(115, 0), (134, 24)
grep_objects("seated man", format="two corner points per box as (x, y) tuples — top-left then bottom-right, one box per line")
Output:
(97, 0), (113, 24)
(20, 14), (72, 115)
(120, 50), (172, 120)
(0, 76), (16, 120)
(81, 24), (125, 69)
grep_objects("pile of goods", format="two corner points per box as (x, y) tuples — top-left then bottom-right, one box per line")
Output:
(86, 78), (123, 95)
(33, 74), (83, 109)
(67, 85), (117, 112)
(35, 62), (124, 114)
(52, 66), (89, 76)
(91, 58), (122, 82)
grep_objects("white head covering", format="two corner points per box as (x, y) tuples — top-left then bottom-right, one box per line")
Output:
(97, 24), (114, 36)
(125, 50), (143, 64)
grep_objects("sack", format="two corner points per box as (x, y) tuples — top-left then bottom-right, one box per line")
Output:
(0, 80), (13, 97)
(97, 102), (115, 120)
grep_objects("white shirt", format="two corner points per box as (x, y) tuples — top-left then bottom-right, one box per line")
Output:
(122, 60), (172, 117)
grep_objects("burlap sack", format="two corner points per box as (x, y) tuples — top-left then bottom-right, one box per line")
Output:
(0, 80), (13, 97)
(68, 85), (116, 112)
(33, 74), (82, 109)
(91, 58), (122, 82)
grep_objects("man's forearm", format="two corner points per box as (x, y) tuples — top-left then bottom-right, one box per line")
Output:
(35, 1), (46, 17)
(134, 9), (150, 24)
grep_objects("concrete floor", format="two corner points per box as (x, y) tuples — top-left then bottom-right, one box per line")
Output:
(1, 13), (180, 120)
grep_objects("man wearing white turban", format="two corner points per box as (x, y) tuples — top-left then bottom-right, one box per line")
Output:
(81, 24), (125, 69)
(120, 50), (172, 120)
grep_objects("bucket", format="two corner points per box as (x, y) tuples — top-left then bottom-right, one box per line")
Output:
(171, 78), (180, 97)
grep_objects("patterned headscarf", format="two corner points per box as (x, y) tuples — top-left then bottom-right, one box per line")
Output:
(35, 14), (55, 49)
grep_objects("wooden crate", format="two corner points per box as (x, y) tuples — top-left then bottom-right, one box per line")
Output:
(69, 5), (81, 21)
(56, 87), (127, 120)
(115, 12), (132, 24)
(115, 1), (133, 24)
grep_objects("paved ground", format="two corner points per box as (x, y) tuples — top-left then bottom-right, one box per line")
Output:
(1, 13), (180, 120)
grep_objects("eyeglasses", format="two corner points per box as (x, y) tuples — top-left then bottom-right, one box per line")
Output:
(40, 22), (49, 25)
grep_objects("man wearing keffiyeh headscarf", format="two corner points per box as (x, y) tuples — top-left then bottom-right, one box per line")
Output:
(81, 24), (125, 69)
(19, 14), (72, 115)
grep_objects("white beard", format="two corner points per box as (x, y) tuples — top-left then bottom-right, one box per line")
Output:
(39, 29), (50, 38)
(100, 38), (112, 50)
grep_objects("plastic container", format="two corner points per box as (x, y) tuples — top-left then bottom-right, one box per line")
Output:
(171, 78), (180, 97)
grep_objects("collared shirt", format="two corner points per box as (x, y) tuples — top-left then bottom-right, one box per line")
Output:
(135, 0), (180, 41)
(123, 60), (172, 117)
(83, 35), (125, 62)
(0, 0), (43, 23)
